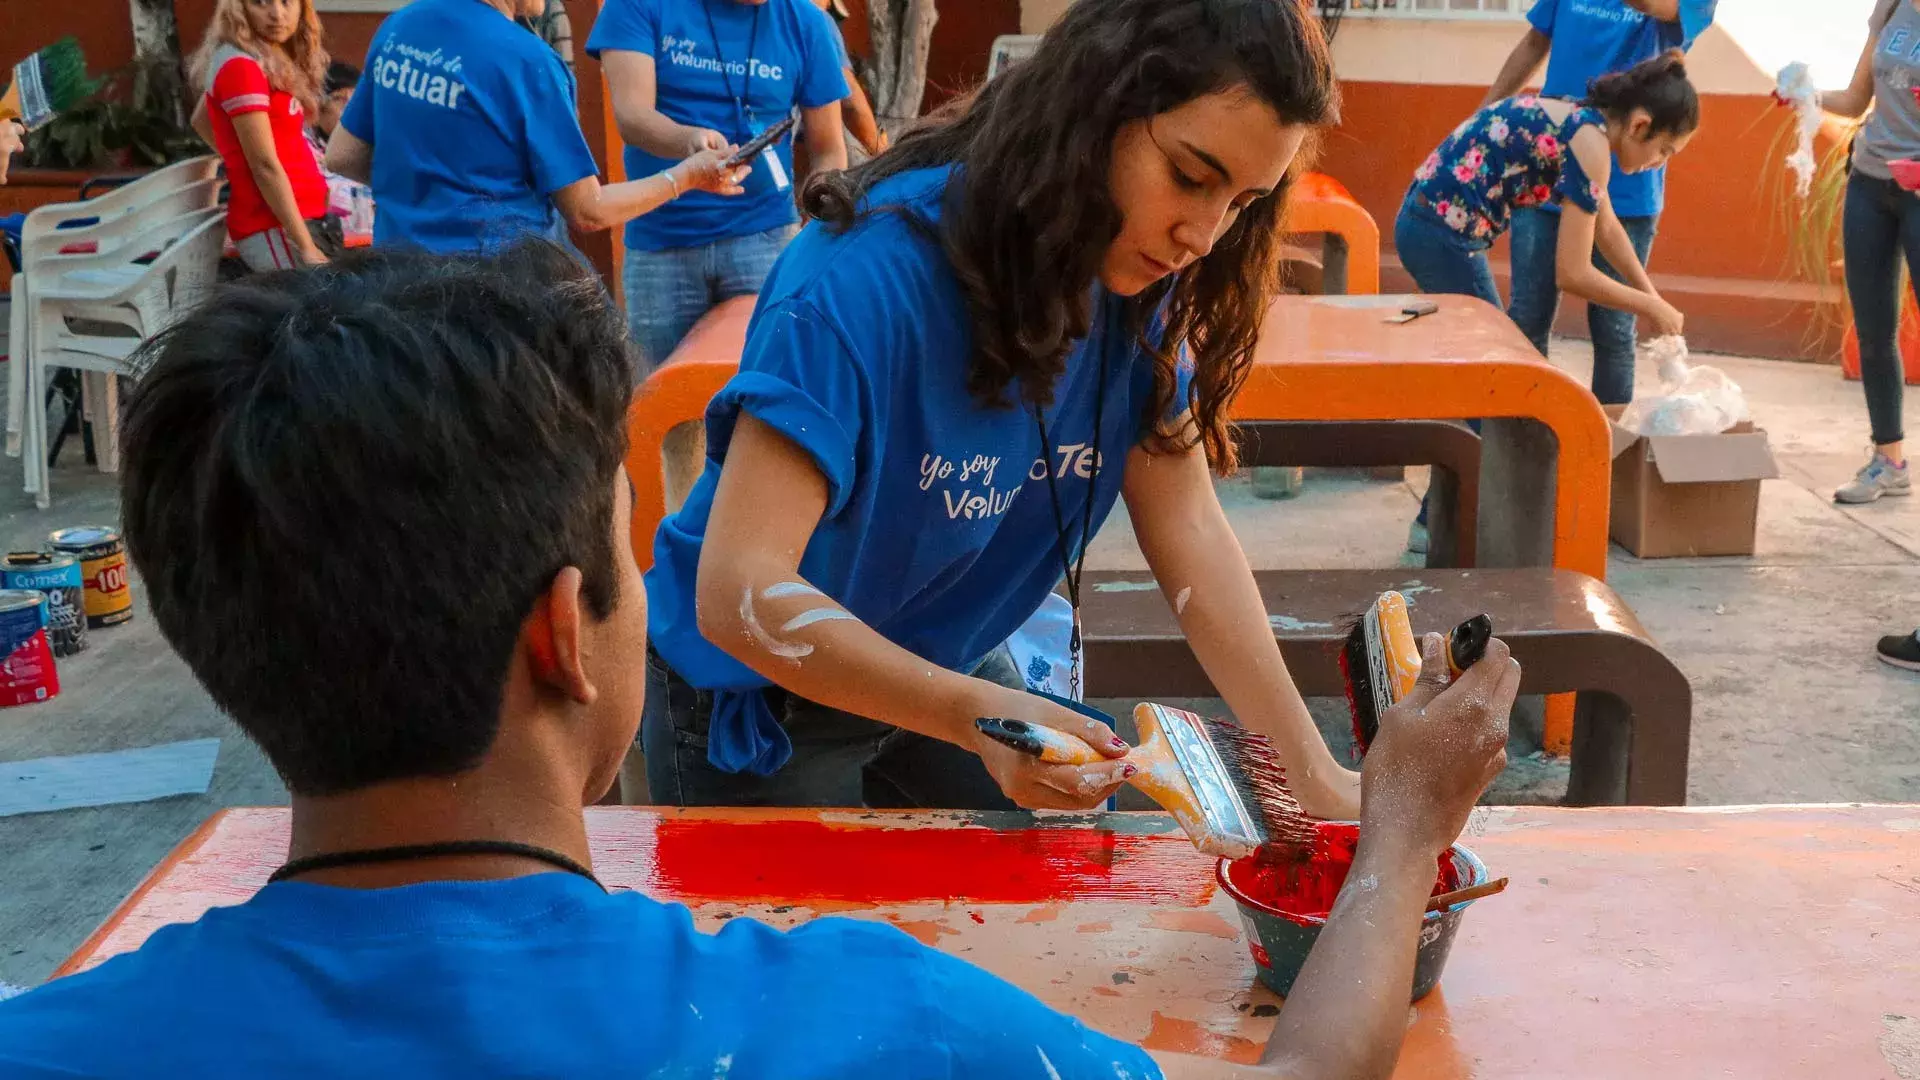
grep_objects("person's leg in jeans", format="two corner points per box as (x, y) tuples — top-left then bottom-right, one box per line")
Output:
(1395, 198), (1498, 545)
(1505, 207), (1562, 359)
(1393, 200), (1502, 307)
(622, 243), (716, 372)
(641, 648), (893, 807)
(1586, 214), (1659, 406)
(657, 226), (800, 512)
(1838, 173), (1913, 503)
(863, 645), (1023, 811)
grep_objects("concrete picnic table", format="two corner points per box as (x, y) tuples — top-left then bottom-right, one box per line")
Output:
(57, 804), (1920, 1077)
(623, 291), (1608, 752)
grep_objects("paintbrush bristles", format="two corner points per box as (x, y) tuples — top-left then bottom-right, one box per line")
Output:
(35, 38), (90, 112)
(1196, 716), (1318, 861)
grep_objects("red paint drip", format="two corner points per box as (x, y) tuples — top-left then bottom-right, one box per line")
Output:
(647, 818), (1216, 907)
(1221, 822), (1463, 926)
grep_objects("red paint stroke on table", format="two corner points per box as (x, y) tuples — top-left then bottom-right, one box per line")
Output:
(646, 819), (1216, 908)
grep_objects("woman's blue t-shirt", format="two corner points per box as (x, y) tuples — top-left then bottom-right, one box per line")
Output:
(645, 166), (1191, 775)
(338, 0), (599, 253)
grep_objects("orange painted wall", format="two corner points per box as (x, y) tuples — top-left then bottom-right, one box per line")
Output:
(8, 0), (136, 76)
(1321, 81), (1839, 360)
(836, 0), (1020, 107)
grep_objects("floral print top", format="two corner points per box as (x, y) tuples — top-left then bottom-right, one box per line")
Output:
(1408, 96), (1606, 243)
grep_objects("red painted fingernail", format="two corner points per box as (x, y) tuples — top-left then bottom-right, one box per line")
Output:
(1121, 764), (1138, 779)
(1110, 736), (1128, 751)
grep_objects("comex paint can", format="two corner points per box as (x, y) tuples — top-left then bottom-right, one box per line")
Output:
(48, 526), (133, 629)
(0, 589), (59, 707)
(1, 552), (87, 657)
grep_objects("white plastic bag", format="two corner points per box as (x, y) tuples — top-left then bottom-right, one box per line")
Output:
(1617, 336), (1749, 436)
(1004, 591), (1080, 702)
(1776, 62), (1823, 199)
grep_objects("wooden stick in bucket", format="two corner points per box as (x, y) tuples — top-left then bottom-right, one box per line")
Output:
(1425, 876), (1509, 913)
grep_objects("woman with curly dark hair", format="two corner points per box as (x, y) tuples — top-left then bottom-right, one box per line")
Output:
(641, 0), (1508, 820)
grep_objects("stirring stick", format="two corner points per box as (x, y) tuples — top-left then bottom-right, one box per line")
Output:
(1425, 876), (1509, 913)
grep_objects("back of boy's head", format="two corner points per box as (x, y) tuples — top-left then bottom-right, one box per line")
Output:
(1585, 48), (1699, 137)
(121, 243), (635, 797)
(325, 61), (360, 95)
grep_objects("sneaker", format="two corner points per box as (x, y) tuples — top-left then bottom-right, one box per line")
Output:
(1876, 630), (1920, 671)
(1407, 519), (1430, 555)
(1834, 453), (1911, 504)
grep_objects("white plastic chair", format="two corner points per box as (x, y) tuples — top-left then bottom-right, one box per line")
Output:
(7, 159), (222, 456)
(20, 210), (227, 506)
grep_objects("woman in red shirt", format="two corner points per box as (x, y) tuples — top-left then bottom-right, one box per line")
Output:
(189, 0), (336, 270)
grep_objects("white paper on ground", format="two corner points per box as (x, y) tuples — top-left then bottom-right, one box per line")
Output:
(0, 738), (220, 817)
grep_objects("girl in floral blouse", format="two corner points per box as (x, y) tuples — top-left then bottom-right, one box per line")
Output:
(1395, 49), (1698, 342)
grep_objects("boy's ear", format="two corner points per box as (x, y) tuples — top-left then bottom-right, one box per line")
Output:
(524, 568), (597, 705)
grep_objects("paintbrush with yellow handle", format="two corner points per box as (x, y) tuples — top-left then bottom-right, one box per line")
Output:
(1339, 591), (1494, 757)
(3, 38), (91, 132)
(976, 701), (1317, 863)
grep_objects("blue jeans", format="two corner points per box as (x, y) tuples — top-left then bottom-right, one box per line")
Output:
(642, 645), (1020, 809)
(1393, 194), (1501, 308)
(1507, 207), (1659, 406)
(1842, 172), (1917, 446)
(621, 224), (798, 376)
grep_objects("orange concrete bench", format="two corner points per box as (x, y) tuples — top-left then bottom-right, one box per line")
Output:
(1282, 171), (1380, 295)
(624, 293), (1615, 755)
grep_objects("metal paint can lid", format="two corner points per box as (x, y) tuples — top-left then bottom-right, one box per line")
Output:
(0, 589), (48, 615)
(4, 551), (75, 571)
(48, 526), (122, 550)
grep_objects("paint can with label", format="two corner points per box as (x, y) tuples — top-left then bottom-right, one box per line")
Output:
(48, 527), (133, 628)
(1, 552), (87, 656)
(0, 589), (60, 706)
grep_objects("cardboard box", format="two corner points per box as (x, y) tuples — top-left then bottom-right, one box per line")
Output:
(1606, 405), (1780, 558)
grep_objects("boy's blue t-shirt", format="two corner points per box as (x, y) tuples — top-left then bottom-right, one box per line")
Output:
(1528, 0), (1717, 218)
(585, 0), (848, 252)
(0, 873), (1161, 1078)
(339, 0), (598, 253)
(646, 165), (1192, 776)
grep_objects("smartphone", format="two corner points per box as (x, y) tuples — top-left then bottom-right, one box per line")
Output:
(1386, 298), (1440, 324)
(724, 115), (798, 168)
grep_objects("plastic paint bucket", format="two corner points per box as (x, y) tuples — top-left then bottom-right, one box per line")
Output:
(1217, 820), (1487, 1001)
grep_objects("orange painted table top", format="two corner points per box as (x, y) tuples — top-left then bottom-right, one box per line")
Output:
(58, 805), (1920, 1077)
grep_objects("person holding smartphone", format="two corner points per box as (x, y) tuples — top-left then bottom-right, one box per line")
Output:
(324, 0), (745, 255)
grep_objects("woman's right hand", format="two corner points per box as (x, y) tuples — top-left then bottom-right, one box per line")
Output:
(962, 681), (1135, 811)
(673, 148), (750, 197)
(1648, 297), (1684, 339)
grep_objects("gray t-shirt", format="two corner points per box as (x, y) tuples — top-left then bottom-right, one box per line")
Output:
(1853, 0), (1920, 180)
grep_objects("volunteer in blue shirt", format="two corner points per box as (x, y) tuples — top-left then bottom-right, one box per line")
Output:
(1484, 0), (1717, 403)
(323, 0), (746, 254)
(587, 0), (850, 371)
(638, 0), (1527, 821)
(0, 237), (1525, 1080)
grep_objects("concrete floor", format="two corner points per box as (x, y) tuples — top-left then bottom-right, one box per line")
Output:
(0, 339), (1914, 989)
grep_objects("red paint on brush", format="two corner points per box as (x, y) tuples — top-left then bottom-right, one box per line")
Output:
(1221, 822), (1463, 927)
(647, 818), (1217, 907)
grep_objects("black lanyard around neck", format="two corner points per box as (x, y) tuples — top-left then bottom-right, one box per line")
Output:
(703, 0), (762, 140)
(270, 839), (604, 891)
(1029, 335), (1117, 702)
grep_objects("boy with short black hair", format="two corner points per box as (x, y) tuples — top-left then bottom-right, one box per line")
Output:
(0, 243), (1519, 1079)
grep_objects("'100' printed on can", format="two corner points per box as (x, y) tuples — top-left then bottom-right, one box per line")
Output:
(2, 552), (86, 656)
(48, 527), (133, 628)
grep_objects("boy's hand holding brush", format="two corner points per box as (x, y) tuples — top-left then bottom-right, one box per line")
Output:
(1257, 631), (1520, 1080)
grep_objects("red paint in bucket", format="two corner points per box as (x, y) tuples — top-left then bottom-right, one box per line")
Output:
(1221, 822), (1464, 927)
(0, 589), (60, 707)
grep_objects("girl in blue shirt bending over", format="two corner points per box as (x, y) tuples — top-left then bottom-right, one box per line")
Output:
(1395, 49), (1697, 343)
(643, 0), (1522, 822)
